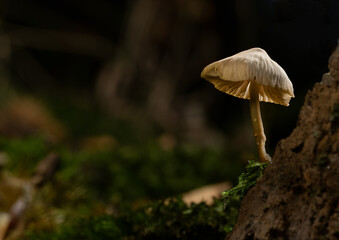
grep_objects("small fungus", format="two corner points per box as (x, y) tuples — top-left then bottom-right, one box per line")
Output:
(201, 48), (294, 162)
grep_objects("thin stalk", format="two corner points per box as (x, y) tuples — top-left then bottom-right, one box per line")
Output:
(249, 82), (271, 162)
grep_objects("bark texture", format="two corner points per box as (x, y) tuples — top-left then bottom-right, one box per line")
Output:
(227, 42), (339, 240)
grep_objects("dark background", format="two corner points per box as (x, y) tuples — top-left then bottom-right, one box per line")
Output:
(0, 0), (338, 157)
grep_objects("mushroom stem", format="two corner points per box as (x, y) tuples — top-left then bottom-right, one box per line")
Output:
(249, 82), (271, 162)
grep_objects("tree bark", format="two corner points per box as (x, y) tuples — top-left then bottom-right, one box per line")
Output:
(227, 41), (339, 240)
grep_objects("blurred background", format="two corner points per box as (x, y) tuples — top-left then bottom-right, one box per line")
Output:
(0, 0), (338, 153)
(0, 0), (338, 237)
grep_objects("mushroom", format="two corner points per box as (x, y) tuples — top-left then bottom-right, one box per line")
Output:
(201, 48), (294, 162)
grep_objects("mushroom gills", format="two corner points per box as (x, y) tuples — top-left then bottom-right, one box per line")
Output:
(207, 78), (292, 106)
(208, 78), (251, 99)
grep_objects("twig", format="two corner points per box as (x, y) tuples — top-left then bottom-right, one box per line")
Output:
(2, 152), (59, 240)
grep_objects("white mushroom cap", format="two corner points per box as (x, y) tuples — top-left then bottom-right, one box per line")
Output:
(201, 48), (294, 106)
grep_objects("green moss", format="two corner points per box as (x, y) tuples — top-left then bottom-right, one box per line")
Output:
(23, 160), (266, 239)
(24, 197), (235, 240)
(222, 160), (268, 221)
(0, 136), (50, 174)
(54, 143), (242, 203)
(1, 133), (243, 234)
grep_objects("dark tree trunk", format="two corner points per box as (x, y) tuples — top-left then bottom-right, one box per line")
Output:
(227, 42), (339, 240)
